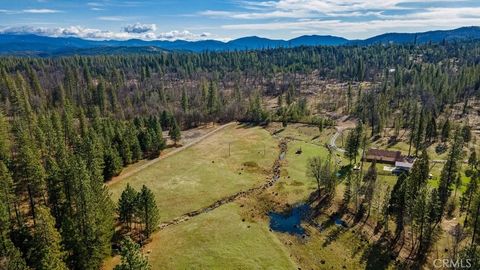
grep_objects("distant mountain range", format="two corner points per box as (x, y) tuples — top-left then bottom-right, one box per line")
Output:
(1, 26), (479, 56)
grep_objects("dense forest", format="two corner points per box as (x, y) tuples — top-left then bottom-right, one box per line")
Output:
(1, 40), (480, 269)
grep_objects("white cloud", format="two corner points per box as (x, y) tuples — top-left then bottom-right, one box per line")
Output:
(202, 0), (412, 19)
(97, 16), (127, 21)
(123, 23), (157, 33)
(200, 9), (310, 19)
(157, 30), (211, 41)
(1, 26), (139, 40)
(87, 2), (104, 7)
(22, 9), (61, 14)
(0, 25), (214, 41)
(206, 1), (480, 39)
(222, 14), (480, 39)
(201, 0), (479, 22)
(0, 8), (62, 14)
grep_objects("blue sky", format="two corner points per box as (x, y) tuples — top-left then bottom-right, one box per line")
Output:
(1, 0), (480, 40)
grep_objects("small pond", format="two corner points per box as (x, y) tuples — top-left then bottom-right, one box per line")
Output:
(333, 216), (348, 228)
(268, 204), (310, 235)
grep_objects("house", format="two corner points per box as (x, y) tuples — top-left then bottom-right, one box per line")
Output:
(395, 160), (414, 171)
(394, 155), (416, 172)
(364, 148), (416, 174)
(363, 149), (403, 165)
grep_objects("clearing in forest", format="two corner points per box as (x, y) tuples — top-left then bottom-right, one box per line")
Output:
(108, 123), (279, 222)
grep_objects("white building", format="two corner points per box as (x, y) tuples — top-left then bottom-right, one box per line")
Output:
(395, 160), (415, 171)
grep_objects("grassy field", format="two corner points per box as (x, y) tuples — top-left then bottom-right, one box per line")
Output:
(268, 123), (336, 146)
(137, 203), (297, 270)
(275, 140), (331, 204)
(108, 124), (279, 222)
(104, 122), (473, 270)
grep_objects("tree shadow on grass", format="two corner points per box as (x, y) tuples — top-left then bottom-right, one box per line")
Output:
(322, 226), (347, 247)
(360, 237), (395, 270)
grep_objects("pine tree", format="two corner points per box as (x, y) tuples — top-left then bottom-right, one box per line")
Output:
(0, 111), (10, 162)
(136, 185), (160, 239)
(389, 173), (407, 237)
(380, 186), (391, 231)
(148, 117), (165, 157)
(441, 119), (450, 142)
(169, 119), (181, 146)
(346, 83), (352, 113)
(160, 111), (170, 130)
(425, 116), (438, 143)
(114, 237), (150, 270)
(468, 150), (477, 170)
(414, 110), (425, 156)
(181, 88), (189, 113)
(345, 131), (358, 164)
(96, 79), (107, 114)
(438, 130), (464, 214)
(344, 122), (362, 164)
(462, 125), (472, 143)
(362, 162), (378, 217)
(125, 123), (142, 162)
(342, 173), (352, 208)
(31, 206), (67, 270)
(207, 81), (218, 114)
(463, 175), (478, 227)
(286, 84), (294, 105)
(0, 192), (28, 270)
(118, 184), (138, 230)
(468, 192), (480, 247)
(104, 146), (123, 181)
(0, 161), (15, 222)
(62, 156), (114, 270)
(12, 121), (46, 224)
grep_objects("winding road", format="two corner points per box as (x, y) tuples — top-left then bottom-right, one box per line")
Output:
(329, 128), (346, 153)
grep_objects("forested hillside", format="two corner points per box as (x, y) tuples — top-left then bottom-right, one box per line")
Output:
(1, 40), (480, 269)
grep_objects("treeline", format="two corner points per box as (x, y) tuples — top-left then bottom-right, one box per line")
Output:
(0, 41), (479, 127)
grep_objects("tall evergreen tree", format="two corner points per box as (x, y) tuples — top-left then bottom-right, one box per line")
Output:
(12, 121), (46, 224)
(207, 81), (218, 114)
(441, 119), (451, 142)
(62, 156), (114, 270)
(0, 192), (28, 270)
(118, 184), (138, 230)
(438, 130), (464, 214)
(31, 206), (67, 270)
(181, 88), (189, 113)
(104, 146), (123, 181)
(136, 185), (160, 239)
(0, 111), (10, 162)
(169, 119), (181, 146)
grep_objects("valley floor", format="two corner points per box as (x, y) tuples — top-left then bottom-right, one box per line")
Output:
(103, 122), (473, 270)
